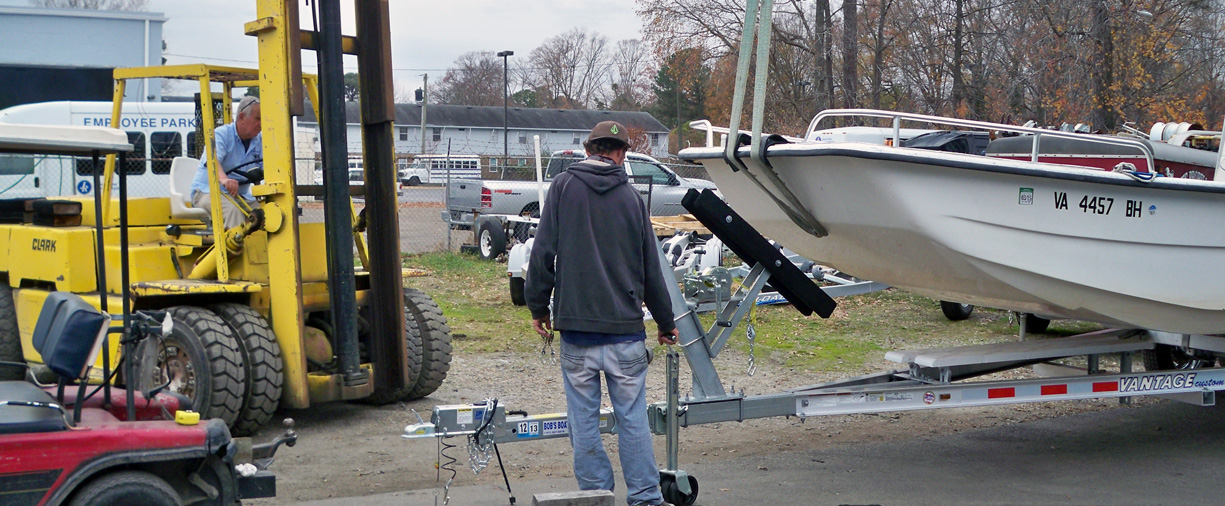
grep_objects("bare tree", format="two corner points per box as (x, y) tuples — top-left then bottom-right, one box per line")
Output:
(434, 51), (504, 106)
(524, 28), (611, 109)
(610, 39), (653, 110)
(636, 0), (1225, 134)
(29, 0), (148, 10)
(841, 0), (859, 108)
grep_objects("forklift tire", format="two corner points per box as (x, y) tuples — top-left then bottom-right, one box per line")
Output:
(478, 218), (506, 261)
(356, 294), (425, 405)
(209, 303), (283, 436)
(0, 284), (24, 381)
(68, 470), (180, 506)
(405, 288), (452, 399)
(135, 306), (246, 427)
(509, 277), (527, 306)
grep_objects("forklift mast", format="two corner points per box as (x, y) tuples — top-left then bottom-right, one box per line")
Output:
(248, 0), (409, 406)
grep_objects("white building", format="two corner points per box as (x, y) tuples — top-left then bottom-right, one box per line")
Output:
(300, 103), (672, 163)
(0, 5), (166, 109)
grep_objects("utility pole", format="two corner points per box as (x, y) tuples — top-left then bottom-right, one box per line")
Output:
(420, 74), (428, 154)
(675, 73), (681, 155)
(497, 50), (514, 172)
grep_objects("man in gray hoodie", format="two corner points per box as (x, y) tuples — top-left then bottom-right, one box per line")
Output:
(526, 121), (679, 506)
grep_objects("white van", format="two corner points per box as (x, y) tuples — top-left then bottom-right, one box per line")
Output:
(0, 100), (319, 199)
(401, 154), (481, 185)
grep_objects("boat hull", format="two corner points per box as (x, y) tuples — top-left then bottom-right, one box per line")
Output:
(683, 143), (1225, 334)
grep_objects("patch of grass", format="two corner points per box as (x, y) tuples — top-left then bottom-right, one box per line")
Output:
(403, 252), (1106, 372)
(404, 252), (539, 354)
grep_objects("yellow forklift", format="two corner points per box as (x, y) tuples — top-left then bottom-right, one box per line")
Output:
(0, 0), (450, 435)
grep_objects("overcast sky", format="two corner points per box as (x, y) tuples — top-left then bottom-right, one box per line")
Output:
(139, 0), (645, 93)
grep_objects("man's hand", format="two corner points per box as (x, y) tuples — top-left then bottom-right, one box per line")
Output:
(532, 316), (552, 340)
(658, 327), (679, 345)
(220, 175), (240, 197)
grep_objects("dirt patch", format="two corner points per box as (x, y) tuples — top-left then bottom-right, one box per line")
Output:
(251, 345), (1143, 504)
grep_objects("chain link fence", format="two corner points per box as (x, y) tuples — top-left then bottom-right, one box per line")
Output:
(0, 151), (710, 256)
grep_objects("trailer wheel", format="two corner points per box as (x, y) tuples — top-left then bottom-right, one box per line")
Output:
(69, 470), (181, 506)
(477, 218), (506, 260)
(134, 306), (246, 426)
(0, 284), (24, 381)
(660, 473), (699, 506)
(939, 301), (974, 321)
(209, 303), (283, 436)
(357, 293), (426, 405)
(509, 276), (527, 306)
(1143, 344), (1214, 371)
(405, 288), (452, 399)
(1022, 313), (1050, 334)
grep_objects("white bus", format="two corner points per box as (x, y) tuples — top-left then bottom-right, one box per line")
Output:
(0, 100), (319, 199)
(400, 154), (481, 185)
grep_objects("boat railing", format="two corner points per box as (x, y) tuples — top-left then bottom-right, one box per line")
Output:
(804, 108), (1157, 173)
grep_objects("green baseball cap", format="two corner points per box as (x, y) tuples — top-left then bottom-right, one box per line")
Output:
(587, 120), (630, 147)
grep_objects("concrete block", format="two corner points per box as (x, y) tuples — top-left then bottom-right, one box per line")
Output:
(531, 489), (615, 506)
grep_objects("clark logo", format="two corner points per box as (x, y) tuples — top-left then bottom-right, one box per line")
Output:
(32, 238), (56, 252)
(1119, 372), (1196, 393)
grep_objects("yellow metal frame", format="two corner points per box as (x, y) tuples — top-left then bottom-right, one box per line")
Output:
(57, 0), (386, 410)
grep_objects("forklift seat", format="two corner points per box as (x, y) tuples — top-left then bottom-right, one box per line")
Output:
(0, 292), (109, 434)
(169, 156), (209, 221)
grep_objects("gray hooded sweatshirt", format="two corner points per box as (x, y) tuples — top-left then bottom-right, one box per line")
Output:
(525, 156), (676, 336)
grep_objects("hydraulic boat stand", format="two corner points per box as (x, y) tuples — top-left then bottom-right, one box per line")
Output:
(403, 189), (1225, 506)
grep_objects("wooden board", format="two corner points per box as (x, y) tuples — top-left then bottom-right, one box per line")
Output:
(652, 214), (710, 236)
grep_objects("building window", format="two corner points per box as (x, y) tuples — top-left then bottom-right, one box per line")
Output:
(0, 155), (35, 176)
(518, 132), (527, 144)
(573, 134), (581, 145)
(125, 132), (146, 175)
(398, 126), (408, 141)
(150, 131), (182, 174)
(187, 131), (200, 158)
(432, 128), (442, 142)
(652, 133), (662, 146)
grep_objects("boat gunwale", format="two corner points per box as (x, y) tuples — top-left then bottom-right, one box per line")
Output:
(680, 143), (1225, 195)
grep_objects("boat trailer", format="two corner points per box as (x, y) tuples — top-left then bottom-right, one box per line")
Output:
(404, 189), (1225, 506)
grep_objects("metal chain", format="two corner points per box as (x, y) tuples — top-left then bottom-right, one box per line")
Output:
(466, 399), (497, 475)
(540, 330), (557, 365)
(466, 432), (493, 475)
(746, 321), (757, 376)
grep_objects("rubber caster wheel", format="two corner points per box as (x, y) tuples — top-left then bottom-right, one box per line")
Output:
(660, 473), (698, 506)
(939, 300), (974, 321)
(1021, 313), (1050, 334)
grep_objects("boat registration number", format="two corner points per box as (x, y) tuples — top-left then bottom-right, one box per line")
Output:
(1052, 191), (1144, 218)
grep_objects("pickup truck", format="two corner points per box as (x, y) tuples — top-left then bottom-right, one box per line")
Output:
(443, 150), (718, 228)
(442, 150), (717, 260)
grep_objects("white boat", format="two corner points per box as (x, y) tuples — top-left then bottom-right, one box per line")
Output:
(681, 110), (1225, 335)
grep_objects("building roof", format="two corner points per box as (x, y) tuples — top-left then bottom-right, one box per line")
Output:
(302, 102), (669, 133)
(0, 5), (167, 22)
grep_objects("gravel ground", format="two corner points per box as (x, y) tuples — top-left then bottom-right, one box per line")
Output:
(249, 342), (1140, 504)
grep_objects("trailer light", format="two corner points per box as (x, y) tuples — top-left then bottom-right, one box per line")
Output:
(481, 187), (492, 208)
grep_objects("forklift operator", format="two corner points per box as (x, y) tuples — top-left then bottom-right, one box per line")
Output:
(190, 95), (263, 229)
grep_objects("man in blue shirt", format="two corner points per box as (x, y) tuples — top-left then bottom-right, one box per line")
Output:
(190, 95), (262, 229)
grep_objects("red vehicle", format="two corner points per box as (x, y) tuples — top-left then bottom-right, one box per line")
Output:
(0, 124), (293, 506)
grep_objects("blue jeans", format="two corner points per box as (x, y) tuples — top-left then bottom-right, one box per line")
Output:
(560, 338), (663, 506)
